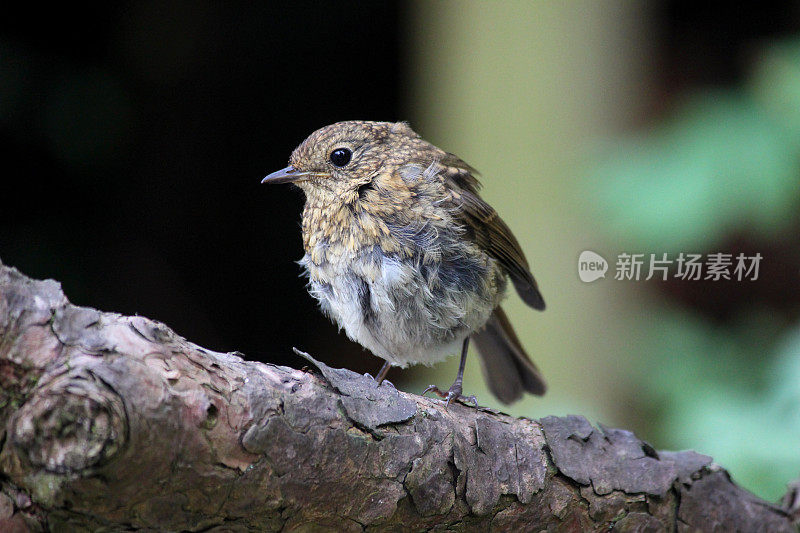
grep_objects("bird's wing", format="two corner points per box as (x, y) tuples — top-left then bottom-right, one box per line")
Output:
(438, 153), (546, 310)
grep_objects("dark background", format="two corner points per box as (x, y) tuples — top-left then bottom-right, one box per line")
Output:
(1, 1), (797, 373)
(0, 3), (404, 373)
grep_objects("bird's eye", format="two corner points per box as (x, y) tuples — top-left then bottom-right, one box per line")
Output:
(329, 148), (352, 167)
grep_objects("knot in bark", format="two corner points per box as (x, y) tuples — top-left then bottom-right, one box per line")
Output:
(10, 370), (127, 474)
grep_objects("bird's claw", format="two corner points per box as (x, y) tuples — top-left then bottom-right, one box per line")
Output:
(462, 394), (479, 407)
(422, 384), (442, 398)
(365, 372), (395, 389)
(422, 385), (478, 408)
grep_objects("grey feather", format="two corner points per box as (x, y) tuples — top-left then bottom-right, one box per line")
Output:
(472, 306), (546, 404)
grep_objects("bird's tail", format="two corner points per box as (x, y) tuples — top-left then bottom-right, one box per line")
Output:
(472, 306), (546, 404)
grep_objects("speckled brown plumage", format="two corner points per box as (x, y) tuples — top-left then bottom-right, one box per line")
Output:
(263, 121), (546, 405)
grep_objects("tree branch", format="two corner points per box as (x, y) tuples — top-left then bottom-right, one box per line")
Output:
(0, 260), (795, 531)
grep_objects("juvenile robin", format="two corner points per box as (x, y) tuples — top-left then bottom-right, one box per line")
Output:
(262, 121), (546, 405)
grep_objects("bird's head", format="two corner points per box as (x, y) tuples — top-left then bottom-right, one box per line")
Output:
(262, 121), (434, 203)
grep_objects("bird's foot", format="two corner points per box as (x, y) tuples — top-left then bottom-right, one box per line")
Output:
(422, 384), (478, 409)
(364, 372), (395, 389)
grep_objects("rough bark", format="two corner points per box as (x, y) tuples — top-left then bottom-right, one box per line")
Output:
(0, 260), (795, 532)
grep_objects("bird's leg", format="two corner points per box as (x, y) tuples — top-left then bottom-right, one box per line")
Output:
(423, 337), (478, 408)
(374, 361), (392, 384)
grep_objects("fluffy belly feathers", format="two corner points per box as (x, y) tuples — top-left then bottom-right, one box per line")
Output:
(301, 249), (503, 367)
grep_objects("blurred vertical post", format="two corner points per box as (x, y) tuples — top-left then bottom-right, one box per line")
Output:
(404, 1), (655, 419)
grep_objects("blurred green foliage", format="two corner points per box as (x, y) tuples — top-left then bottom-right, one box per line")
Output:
(588, 40), (800, 251)
(643, 311), (800, 501)
(586, 39), (800, 501)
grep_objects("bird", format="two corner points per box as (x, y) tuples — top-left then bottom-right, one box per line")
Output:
(262, 120), (546, 405)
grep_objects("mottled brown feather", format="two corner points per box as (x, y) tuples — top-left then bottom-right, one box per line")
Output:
(436, 155), (546, 310)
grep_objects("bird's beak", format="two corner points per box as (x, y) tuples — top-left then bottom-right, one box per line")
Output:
(261, 166), (309, 185)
